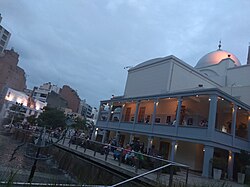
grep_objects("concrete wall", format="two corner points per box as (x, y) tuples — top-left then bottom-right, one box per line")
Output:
(175, 141), (203, 171)
(170, 63), (216, 92)
(124, 60), (171, 98)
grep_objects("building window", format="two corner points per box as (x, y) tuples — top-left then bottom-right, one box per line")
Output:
(0, 40), (5, 46)
(216, 97), (233, 134)
(155, 97), (178, 125)
(181, 95), (210, 127)
(40, 93), (47, 98)
(2, 34), (7, 41)
(236, 107), (249, 140)
(136, 100), (154, 124)
(4, 29), (9, 35)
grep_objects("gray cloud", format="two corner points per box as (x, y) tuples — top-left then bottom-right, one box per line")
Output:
(0, 0), (250, 107)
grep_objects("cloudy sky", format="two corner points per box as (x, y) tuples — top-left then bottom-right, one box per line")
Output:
(0, 0), (249, 107)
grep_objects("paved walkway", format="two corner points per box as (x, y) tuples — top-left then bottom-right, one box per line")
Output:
(57, 138), (246, 187)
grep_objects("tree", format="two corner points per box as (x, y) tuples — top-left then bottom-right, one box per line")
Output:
(71, 117), (87, 131)
(26, 115), (37, 126)
(37, 107), (66, 129)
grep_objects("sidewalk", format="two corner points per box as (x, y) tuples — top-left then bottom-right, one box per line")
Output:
(57, 138), (246, 187)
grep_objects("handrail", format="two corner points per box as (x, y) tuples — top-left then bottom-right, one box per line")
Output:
(111, 163), (172, 187)
(0, 181), (105, 186)
(69, 137), (189, 169)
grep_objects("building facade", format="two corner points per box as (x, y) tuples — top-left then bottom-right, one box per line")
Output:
(32, 82), (60, 103)
(78, 99), (92, 119)
(60, 85), (80, 113)
(0, 49), (26, 95)
(0, 14), (11, 54)
(95, 46), (250, 179)
(0, 88), (46, 122)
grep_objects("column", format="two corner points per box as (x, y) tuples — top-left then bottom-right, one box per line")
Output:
(169, 140), (177, 161)
(133, 101), (140, 130)
(227, 151), (235, 180)
(115, 131), (120, 144)
(147, 136), (153, 154)
(231, 104), (237, 146)
(202, 145), (214, 178)
(151, 99), (158, 132)
(101, 130), (107, 143)
(207, 95), (218, 139)
(175, 97), (182, 135)
(106, 103), (112, 123)
(129, 134), (134, 143)
(118, 103), (125, 123)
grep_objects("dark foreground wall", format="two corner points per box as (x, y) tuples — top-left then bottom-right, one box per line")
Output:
(50, 145), (152, 187)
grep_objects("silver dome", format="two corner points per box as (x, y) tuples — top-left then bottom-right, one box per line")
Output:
(195, 49), (241, 68)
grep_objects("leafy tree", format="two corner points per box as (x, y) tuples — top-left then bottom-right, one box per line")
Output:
(37, 107), (66, 129)
(71, 117), (87, 131)
(26, 115), (38, 126)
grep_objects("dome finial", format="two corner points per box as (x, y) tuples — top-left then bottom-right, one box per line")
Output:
(218, 40), (222, 50)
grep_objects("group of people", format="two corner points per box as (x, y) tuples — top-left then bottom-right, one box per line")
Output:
(103, 138), (159, 169)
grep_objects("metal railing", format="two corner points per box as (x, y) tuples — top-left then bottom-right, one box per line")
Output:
(9, 128), (190, 187)
(60, 135), (190, 187)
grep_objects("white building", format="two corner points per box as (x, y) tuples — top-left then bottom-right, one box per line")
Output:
(96, 44), (250, 179)
(0, 88), (46, 121)
(78, 99), (92, 118)
(0, 14), (11, 54)
(33, 82), (60, 103)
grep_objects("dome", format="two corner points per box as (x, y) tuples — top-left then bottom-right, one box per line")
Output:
(195, 49), (241, 68)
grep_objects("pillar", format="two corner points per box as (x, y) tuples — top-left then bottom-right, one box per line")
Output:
(227, 151), (235, 180)
(207, 95), (218, 139)
(101, 130), (107, 143)
(129, 134), (134, 143)
(202, 145), (214, 178)
(119, 103), (125, 123)
(151, 99), (158, 132)
(175, 97), (182, 135)
(133, 101), (140, 130)
(147, 136), (153, 154)
(170, 140), (177, 161)
(231, 104), (237, 146)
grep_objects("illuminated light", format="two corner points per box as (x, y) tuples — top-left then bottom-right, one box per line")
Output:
(111, 111), (114, 114)
(16, 98), (23, 104)
(203, 148), (205, 152)
(156, 102), (159, 106)
(36, 105), (40, 110)
(150, 140), (153, 145)
(248, 116), (250, 120)
(238, 107), (241, 110)
(208, 98), (211, 101)
(122, 104), (125, 107)
(168, 97), (171, 99)
(196, 95), (199, 97)
(232, 108), (234, 113)
(221, 98), (224, 101)
(174, 144), (178, 151)
(96, 128), (99, 131)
